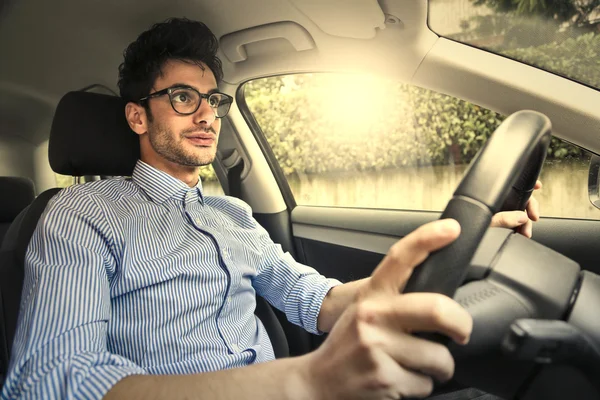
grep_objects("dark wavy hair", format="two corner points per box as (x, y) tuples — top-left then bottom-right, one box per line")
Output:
(118, 18), (223, 103)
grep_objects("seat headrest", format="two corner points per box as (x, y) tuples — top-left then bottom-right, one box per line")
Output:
(0, 177), (35, 222)
(49, 91), (140, 177)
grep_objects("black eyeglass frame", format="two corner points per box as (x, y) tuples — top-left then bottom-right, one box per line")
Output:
(139, 85), (233, 118)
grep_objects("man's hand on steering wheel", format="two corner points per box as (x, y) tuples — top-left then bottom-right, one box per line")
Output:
(490, 180), (542, 238)
(302, 219), (472, 400)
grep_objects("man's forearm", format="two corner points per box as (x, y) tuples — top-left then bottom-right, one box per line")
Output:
(317, 277), (370, 332)
(104, 355), (312, 400)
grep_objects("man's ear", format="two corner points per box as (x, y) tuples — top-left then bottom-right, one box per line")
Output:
(125, 102), (149, 136)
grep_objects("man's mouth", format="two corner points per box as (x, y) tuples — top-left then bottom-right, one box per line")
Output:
(184, 133), (216, 146)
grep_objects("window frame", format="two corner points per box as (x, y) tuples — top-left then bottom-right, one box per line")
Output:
(236, 79), (298, 211)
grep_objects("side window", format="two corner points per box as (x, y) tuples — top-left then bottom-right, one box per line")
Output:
(243, 73), (599, 220)
(199, 165), (225, 196)
(55, 173), (75, 188)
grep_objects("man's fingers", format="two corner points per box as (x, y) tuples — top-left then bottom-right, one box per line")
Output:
(366, 348), (436, 399)
(395, 368), (435, 399)
(491, 180), (541, 230)
(384, 293), (472, 345)
(368, 219), (460, 295)
(392, 364), (436, 398)
(357, 293), (473, 346)
(360, 323), (456, 383)
(490, 210), (529, 229)
(516, 218), (533, 238)
(525, 180), (542, 224)
(526, 195), (540, 221)
(491, 191), (539, 236)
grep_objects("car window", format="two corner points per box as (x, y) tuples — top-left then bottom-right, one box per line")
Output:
(55, 165), (225, 196)
(241, 73), (599, 219)
(428, 0), (600, 91)
(55, 174), (75, 188)
(199, 165), (225, 196)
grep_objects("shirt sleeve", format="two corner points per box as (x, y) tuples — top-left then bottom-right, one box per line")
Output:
(1, 189), (146, 400)
(246, 209), (342, 335)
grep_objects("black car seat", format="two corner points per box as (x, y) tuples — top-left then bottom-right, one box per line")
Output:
(0, 176), (35, 386)
(0, 177), (35, 245)
(0, 91), (288, 390)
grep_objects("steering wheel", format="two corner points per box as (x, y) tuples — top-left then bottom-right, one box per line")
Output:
(403, 110), (600, 400)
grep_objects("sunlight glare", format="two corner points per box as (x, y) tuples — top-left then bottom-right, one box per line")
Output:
(316, 74), (395, 142)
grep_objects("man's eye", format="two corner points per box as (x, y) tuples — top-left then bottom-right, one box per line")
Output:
(173, 93), (189, 103)
(208, 94), (223, 107)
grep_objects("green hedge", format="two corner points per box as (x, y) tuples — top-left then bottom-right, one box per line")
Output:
(503, 32), (600, 89)
(199, 164), (216, 181)
(244, 76), (496, 176)
(242, 74), (584, 179)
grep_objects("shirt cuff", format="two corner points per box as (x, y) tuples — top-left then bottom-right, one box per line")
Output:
(285, 273), (342, 335)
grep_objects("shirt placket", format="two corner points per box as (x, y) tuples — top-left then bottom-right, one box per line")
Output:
(183, 191), (241, 354)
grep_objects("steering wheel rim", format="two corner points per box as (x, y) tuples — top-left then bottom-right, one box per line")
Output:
(403, 110), (552, 297)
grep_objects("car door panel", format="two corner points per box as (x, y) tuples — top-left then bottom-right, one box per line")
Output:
(290, 206), (600, 282)
(291, 207), (436, 283)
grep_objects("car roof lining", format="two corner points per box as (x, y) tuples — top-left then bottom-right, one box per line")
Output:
(413, 38), (600, 154)
(288, 0), (386, 40)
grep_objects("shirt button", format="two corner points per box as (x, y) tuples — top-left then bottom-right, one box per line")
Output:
(231, 344), (240, 352)
(222, 249), (229, 257)
(195, 218), (201, 224)
(227, 296), (232, 303)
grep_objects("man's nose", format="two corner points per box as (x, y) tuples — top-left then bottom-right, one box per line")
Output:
(193, 98), (217, 125)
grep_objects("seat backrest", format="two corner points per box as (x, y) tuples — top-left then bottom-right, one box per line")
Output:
(0, 177), (35, 245)
(0, 189), (61, 389)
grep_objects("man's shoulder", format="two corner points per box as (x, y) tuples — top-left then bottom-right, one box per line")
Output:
(32, 179), (136, 241)
(49, 177), (136, 212)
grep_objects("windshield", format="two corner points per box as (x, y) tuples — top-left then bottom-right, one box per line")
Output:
(428, 0), (600, 91)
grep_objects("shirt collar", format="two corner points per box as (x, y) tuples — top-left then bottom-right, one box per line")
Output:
(131, 160), (204, 205)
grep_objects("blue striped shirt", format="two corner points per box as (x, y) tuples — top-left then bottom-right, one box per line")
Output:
(1, 160), (341, 399)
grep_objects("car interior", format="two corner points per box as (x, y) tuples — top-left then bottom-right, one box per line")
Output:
(0, 177), (34, 244)
(1, 0), (600, 399)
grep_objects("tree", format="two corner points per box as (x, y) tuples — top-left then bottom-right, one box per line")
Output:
(473, 0), (600, 29)
(454, 0), (599, 50)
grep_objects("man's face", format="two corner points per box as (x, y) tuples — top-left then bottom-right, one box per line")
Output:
(143, 60), (221, 167)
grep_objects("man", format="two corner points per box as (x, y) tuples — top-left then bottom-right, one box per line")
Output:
(1, 18), (540, 400)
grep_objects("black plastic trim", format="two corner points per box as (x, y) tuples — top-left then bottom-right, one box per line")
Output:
(253, 211), (296, 258)
(218, 117), (254, 196)
(563, 271), (585, 322)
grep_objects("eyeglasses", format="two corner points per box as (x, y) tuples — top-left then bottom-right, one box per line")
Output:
(139, 85), (233, 118)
